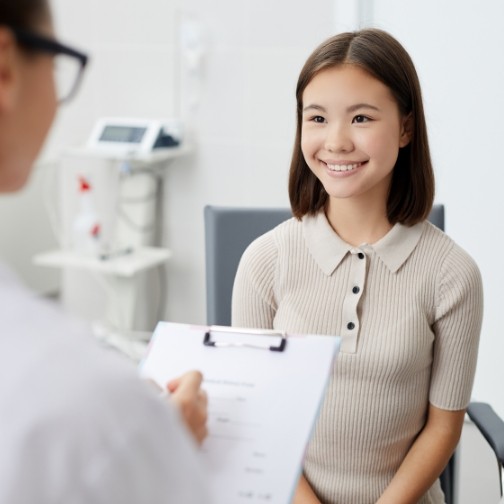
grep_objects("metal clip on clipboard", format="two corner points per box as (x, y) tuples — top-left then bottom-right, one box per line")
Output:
(203, 325), (287, 352)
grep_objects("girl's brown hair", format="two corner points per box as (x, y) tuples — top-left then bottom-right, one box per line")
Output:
(289, 29), (434, 225)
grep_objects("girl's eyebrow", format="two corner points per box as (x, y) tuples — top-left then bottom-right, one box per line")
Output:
(347, 103), (380, 113)
(303, 103), (381, 113)
(302, 104), (326, 113)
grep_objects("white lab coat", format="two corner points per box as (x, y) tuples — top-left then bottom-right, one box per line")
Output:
(0, 263), (208, 503)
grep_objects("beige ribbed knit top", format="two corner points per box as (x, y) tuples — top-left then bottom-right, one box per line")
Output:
(232, 212), (483, 504)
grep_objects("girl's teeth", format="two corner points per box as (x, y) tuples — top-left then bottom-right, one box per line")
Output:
(326, 163), (360, 172)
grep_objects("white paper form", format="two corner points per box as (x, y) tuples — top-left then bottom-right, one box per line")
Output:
(139, 322), (340, 504)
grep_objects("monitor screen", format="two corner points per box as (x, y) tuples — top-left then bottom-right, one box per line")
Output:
(99, 125), (147, 143)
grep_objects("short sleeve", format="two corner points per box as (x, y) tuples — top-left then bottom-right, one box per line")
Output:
(231, 230), (278, 329)
(429, 244), (483, 410)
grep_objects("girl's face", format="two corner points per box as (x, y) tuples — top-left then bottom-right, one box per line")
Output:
(301, 64), (411, 210)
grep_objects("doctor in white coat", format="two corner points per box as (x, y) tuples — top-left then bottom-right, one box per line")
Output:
(0, 1), (209, 502)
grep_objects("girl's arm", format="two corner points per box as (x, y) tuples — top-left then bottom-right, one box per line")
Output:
(292, 474), (322, 504)
(376, 404), (465, 504)
(231, 234), (278, 329)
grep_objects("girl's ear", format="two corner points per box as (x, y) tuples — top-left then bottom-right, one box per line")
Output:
(399, 113), (413, 148)
(0, 27), (19, 114)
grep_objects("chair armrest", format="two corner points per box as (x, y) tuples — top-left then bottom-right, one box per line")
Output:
(467, 402), (504, 466)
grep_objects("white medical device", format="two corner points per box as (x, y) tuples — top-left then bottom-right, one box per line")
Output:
(87, 117), (182, 156)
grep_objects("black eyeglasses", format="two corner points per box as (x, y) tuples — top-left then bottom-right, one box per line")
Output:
(11, 27), (89, 104)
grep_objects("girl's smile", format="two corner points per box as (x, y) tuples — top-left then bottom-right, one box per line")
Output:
(322, 160), (367, 174)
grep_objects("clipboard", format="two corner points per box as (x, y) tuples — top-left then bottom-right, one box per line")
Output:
(139, 322), (340, 504)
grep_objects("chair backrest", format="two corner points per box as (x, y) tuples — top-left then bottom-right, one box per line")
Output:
(204, 206), (292, 326)
(428, 204), (445, 231)
(204, 203), (452, 502)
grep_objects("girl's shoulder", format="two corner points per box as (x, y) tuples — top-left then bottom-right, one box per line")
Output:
(421, 220), (476, 261)
(234, 217), (298, 291)
(420, 220), (482, 286)
(236, 217), (301, 281)
(241, 217), (301, 258)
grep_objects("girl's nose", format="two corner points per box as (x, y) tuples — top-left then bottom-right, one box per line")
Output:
(325, 123), (354, 153)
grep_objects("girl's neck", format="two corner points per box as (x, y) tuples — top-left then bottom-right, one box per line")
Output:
(325, 196), (392, 247)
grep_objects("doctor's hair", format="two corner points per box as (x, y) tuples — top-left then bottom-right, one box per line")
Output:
(0, 0), (50, 30)
(288, 28), (435, 226)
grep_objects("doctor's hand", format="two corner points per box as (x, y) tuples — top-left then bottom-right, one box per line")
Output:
(166, 370), (208, 446)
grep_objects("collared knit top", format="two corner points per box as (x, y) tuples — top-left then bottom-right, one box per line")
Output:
(232, 212), (483, 504)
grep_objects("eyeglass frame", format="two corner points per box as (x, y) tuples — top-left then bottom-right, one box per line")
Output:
(9, 26), (89, 104)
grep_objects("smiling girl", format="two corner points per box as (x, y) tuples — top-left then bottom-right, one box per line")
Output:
(232, 29), (483, 504)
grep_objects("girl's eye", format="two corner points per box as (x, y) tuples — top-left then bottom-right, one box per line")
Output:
(312, 116), (325, 123)
(353, 115), (370, 124)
